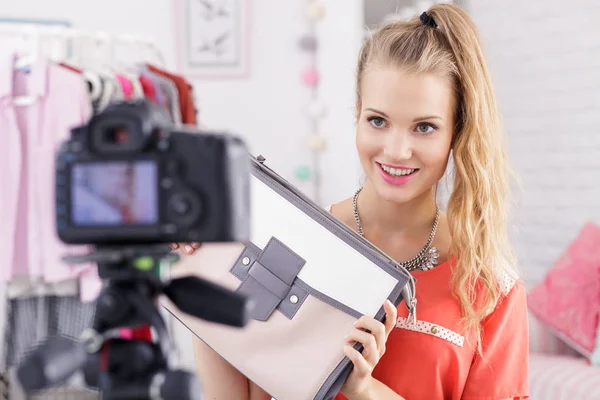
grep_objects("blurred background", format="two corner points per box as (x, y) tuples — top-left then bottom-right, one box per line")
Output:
(0, 0), (599, 399)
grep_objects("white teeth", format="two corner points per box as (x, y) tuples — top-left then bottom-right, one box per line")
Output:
(381, 164), (416, 177)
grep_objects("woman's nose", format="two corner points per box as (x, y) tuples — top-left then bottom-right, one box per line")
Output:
(383, 132), (412, 160)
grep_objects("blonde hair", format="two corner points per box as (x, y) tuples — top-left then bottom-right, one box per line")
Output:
(356, 4), (517, 348)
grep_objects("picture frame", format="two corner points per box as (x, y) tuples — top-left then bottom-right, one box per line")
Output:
(173, 0), (252, 79)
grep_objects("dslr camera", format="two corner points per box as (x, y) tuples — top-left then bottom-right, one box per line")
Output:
(55, 99), (251, 245)
(16, 100), (253, 400)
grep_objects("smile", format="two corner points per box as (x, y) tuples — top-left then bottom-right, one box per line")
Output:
(377, 162), (419, 185)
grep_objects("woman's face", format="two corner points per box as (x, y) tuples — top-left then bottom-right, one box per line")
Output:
(356, 66), (455, 204)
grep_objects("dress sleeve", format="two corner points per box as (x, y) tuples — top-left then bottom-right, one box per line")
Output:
(462, 279), (530, 400)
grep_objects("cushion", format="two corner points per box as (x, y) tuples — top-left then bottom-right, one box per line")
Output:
(527, 222), (600, 362)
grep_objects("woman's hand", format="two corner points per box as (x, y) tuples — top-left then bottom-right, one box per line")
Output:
(341, 299), (397, 400)
(170, 242), (201, 255)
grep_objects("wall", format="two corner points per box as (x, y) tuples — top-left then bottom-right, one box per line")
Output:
(466, 0), (600, 286)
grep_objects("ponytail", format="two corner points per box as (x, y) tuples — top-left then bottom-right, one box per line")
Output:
(429, 4), (517, 348)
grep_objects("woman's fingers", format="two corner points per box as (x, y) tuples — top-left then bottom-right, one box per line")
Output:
(171, 242), (202, 254)
(354, 316), (387, 356)
(343, 344), (371, 378)
(183, 243), (201, 254)
(350, 300), (397, 358)
(345, 328), (379, 366)
(383, 299), (397, 335)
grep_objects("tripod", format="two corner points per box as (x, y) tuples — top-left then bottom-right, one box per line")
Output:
(16, 244), (252, 400)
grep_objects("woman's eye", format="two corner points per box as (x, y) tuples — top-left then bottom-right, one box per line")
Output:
(416, 123), (436, 135)
(368, 117), (387, 129)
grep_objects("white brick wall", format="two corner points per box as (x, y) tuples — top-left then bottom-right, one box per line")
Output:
(466, 0), (600, 286)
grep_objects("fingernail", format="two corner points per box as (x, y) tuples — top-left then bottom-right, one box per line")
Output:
(385, 299), (394, 308)
(192, 242), (200, 247)
(170, 243), (178, 249)
(185, 245), (193, 253)
(353, 320), (359, 326)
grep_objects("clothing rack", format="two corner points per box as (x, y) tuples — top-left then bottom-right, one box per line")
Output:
(0, 22), (166, 68)
(0, 21), (196, 400)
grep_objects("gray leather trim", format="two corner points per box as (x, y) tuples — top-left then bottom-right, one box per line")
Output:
(232, 237), (306, 321)
(237, 274), (281, 321)
(230, 242), (261, 280)
(276, 283), (308, 319)
(232, 243), (310, 320)
(259, 237), (305, 284)
(248, 261), (290, 299)
(294, 278), (362, 319)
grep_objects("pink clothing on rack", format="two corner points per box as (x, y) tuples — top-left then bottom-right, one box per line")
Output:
(0, 52), (102, 302)
(115, 74), (133, 99)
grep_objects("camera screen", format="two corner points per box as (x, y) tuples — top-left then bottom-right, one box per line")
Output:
(71, 161), (158, 226)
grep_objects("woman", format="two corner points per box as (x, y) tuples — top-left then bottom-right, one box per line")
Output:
(175, 4), (529, 399)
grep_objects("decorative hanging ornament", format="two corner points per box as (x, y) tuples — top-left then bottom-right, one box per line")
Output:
(306, 100), (327, 119)
(298, 34), (318, 52)
(302, 68), (319, 87)
(306, 135), (327, 152)
(295, 165), (312, 181)
(304, 1), (326, 21)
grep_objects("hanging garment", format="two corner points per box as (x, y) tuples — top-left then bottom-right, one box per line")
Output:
(0, 52), (102, 301)
(146, 71), (182, 125)
(141, 70), (167, 109)
(124, 72), (145, 99)
(139, 74), (158, 104)
(103, 71), (126, 103)
(147, 64), (197, 125)
(82, 71), (114, 114)
(115, 73), (134, 99)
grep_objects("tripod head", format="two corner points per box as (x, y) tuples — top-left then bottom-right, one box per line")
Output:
(16, 244), (253, 400)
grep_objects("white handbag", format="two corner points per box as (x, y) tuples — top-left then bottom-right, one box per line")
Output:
(162, 155), (417, 400)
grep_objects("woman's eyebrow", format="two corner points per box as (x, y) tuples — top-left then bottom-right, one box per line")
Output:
(364, 108), (443, 122)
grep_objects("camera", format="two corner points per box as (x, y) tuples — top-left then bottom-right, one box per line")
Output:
(55, 99), (251, 245)
(16, 99), (254, 400)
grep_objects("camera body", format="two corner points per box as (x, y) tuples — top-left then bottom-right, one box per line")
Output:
(55, 99), (251, 245)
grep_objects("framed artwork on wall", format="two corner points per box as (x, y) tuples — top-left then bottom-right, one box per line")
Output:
(173, 0), (252, 79)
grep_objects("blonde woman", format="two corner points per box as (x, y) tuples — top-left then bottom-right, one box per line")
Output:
(177, 3), (529, 399)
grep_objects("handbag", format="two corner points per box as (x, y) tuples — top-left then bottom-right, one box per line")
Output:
(161, 155), (417, 400)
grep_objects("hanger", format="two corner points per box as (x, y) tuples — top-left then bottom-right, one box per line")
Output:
(46, 25), (71, 64)
(14, 25), (38, 70)
(13, 25), (39, 107)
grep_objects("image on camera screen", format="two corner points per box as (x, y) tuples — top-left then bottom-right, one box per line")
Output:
(71, 161), (158, 226)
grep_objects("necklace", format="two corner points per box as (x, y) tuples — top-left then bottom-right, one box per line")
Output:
(352, 187), (440, 272)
